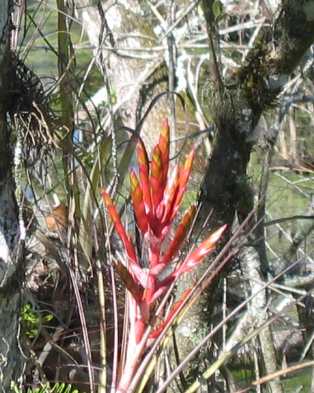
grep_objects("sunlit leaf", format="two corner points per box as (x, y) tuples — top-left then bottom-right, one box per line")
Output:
(137, 140), (152, 214)
(130, 169), (148, 234)
(169, 149), (195, 221)
(150, 145), (164, 210)
(161, 165), (180, 225)
(158, 118), (170, 191)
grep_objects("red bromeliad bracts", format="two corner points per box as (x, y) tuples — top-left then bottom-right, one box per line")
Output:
(101, 119), (226, 392)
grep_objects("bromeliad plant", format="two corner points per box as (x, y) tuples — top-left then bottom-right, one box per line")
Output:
(101, 119), (226, 392)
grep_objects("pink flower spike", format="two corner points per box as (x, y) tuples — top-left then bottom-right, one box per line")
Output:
(174, 225), (227, 278)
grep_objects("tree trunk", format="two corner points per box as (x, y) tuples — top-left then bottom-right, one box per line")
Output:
(76, 0), (166, 137)
(189, 0), (314, 390)
(241, 247), (283, 393)
(0, 1), (24, 390)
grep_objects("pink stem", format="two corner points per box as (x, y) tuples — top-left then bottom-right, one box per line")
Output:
(117, 296), (147, 392)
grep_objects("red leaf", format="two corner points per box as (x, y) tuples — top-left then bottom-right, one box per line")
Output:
(149, 288), (192, 339)
(169, 149), (194, 221)
(142, 274), (156, 305)
(114, 260), (143, 302)
(162, 205), (196, 265)
(179, 149), (194, 190)
(158, 118), (170, 192)
(174, 225), (227, 277)
(161, 165), (180, 226)
(149, 282), (172, 304)
(150, 145), (164, 210)
(137, 140), (152, 214)
(150, 262), (167, 276)
(101, 190), (138, 264)
(130, 169), (148, 234)
(148, 213), (163, 238)
(130, 264), (150, 289)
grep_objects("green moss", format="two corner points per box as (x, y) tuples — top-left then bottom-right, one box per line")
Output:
(282, 368), (312, 392)
(231, 364), (311, 392)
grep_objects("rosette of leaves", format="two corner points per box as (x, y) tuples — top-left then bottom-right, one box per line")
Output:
(102, 119), (226, 392)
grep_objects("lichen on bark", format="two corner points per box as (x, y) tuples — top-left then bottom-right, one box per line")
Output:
(0, 1), (25, 390)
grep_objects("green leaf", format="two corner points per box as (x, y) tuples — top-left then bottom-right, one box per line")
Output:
(79, 135), (112, 267)
(11, 382), (84, 393)
(212, 0), (223, 20)
(42, 314), (54, 323)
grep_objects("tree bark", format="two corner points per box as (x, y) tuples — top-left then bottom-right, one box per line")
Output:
(190, 0), (314, 390)
(241, 247), (283, 393)
(0, 1), (24, 390)
(199, 0), (314, 227)
(76, 0), (165, 135)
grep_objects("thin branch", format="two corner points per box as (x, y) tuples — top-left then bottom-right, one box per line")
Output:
(234, 361), (314, 393)
(264, 215), (314, 227)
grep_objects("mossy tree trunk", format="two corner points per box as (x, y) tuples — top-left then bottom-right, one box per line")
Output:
(0, 1), (24, 391)
(192, 0), (314, 391)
